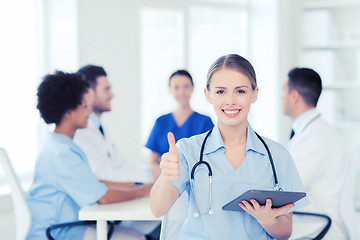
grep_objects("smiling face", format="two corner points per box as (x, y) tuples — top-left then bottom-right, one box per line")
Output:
(205, 68), (258, 129)
(169, 75), (194, 107)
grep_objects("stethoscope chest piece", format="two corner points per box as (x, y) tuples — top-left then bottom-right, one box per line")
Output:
(194, 209), (213, 218)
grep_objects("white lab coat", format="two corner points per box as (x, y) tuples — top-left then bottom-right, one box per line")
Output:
(74, 113), (152, 183)
(74, 114), (159, 236)
(287, 109), (350, 240)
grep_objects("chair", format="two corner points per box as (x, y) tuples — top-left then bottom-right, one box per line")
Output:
(0, 147), (32, 240)
(0, 147), (114, 240)
(291, 211), (331, 240)
(46, 221), (114, 240)
(339, 146), (360, 240)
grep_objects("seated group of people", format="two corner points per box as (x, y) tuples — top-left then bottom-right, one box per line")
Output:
(26, 55), (350, 240)
(26, 65), (214, 239)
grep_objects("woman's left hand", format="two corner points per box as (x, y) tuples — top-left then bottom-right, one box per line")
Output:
(239, 199), (294, 227)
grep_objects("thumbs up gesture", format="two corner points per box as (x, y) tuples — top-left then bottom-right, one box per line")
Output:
(159, 132), (180, 182)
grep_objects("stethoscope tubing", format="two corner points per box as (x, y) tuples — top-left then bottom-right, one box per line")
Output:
(190, 129), (213, 180)
(254, 132), (280, 189)
(190, 127), (282, 217)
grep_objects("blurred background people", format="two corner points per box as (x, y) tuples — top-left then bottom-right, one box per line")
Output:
(145, 69), (213, 239)
(146, 69), (214, 178)
(282, 67), (350, 239)
(27, 71), (150, 240)
(74, 65), (160, 239)
(75, 65), (152, 183)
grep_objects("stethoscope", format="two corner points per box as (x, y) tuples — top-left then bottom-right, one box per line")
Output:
(190, 128), (282, 217)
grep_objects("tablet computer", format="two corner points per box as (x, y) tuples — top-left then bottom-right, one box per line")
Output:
(222, 190), (306, 212)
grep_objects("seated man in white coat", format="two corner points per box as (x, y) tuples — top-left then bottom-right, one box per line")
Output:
(74, 65), (160, 239)
(281, 67), (350, 239)
(74, 65), (151, 183)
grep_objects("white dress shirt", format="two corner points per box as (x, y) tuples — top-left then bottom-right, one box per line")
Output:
(74, 113), (152, 183)
(287, 108), (350, 239)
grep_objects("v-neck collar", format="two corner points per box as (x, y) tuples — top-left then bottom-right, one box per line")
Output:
(171, 111), (195, 128)
(202, 123), (267, 156)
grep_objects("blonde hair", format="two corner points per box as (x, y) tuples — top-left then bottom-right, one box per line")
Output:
(206, 54), (257, 90)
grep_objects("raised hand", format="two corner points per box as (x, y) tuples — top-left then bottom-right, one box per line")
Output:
(159, 132), (180, 182)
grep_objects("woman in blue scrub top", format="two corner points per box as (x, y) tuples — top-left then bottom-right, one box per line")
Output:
(150, 54), (308, 240)
(145, 70), (213, 179)
(27, 72), (151, 240)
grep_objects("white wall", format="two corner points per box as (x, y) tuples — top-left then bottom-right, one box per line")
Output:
(75, 0), (281, 160)
(1, 0), (359, 238)
(248, 0), (279, 139)
(78, 0), (147, 162)
(276, 0), (297, 145)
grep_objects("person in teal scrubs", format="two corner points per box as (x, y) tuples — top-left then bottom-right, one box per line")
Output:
(146, 70), (213, 239)
(146, 70), (213, 179)
(27, 71), (151, 240)
(150, 54), (308, 240)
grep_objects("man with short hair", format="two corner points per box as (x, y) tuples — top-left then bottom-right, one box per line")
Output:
(74, 65), (160, 239)
(27, 71), (150, 240)
(74, 65), (152, 182)
(282, 67), (349, 239)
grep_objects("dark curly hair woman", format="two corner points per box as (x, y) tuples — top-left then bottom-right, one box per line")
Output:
(27, 71), (151, 240)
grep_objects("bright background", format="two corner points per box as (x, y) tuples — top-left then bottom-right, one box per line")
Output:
(1, 0), (359, 238)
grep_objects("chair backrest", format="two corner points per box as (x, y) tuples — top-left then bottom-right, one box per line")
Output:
(340, 146), (360, 240)
(0, 148), (32, 240)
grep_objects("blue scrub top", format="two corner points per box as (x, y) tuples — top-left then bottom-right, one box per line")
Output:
(173, 123), (308, 240)
(26, 133), (108, 240)
(145, 112), (214, 160)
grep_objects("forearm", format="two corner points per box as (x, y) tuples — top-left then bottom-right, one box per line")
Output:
(261, 213), (292, 240)
(150, 175), (178, 218)
(100, 180), (139, 189)
(151, 133), (180, 217)
(98, 182), (153, 204)
(98, 189), (140, 204)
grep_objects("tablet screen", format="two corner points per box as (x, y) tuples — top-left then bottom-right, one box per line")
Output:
(222, 189), (306, 212)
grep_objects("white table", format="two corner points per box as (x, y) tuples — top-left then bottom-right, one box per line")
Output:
(79, 197), (161, 240)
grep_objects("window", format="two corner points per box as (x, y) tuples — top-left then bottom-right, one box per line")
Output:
(140, 8), (185, 143)
(188, 6), (247, 119)
(0, 0), (78, 194)
(140, 1), (248, 143)
(0, 0), (41, 192)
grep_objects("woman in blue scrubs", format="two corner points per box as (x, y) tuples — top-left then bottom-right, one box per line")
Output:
(150, 54), (308, 240)
(27, 72), (150, 240)
(145, 70), (213, 179)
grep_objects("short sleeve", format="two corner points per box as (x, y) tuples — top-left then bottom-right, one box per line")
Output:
(173, 140), (190, 196)
(56, 149), (108, 208)
(145, 118), (161, 154)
